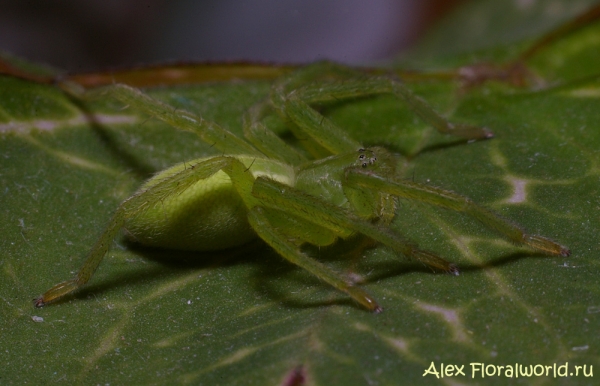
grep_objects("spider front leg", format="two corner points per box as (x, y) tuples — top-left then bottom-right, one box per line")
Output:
(344, 169), (570, 257)
(252, 177), (458, 281)
(247, 206), (382, 312)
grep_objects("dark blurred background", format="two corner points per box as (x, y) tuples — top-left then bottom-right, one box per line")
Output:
(0, 0), (465, 72)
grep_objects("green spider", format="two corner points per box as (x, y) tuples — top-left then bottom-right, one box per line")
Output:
(34, 62), (569, 312)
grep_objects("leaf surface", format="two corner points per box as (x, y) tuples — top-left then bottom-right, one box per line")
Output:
(1, 2), (599, 385)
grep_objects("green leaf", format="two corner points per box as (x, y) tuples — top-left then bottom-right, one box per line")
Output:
(2, 3), (599, 385)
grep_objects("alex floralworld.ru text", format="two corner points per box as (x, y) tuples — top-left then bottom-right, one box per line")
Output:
(423, 362), (593, 378)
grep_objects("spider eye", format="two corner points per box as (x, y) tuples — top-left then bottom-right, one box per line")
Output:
(359, 154), (365, 159)
(362, 163), (368, 168)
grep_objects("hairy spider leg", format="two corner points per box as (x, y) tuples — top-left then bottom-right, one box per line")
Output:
(344, 169), (570, 257)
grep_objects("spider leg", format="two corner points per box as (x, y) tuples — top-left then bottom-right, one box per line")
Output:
(248, 206), (382, 312)
(269, 62), (369, 157)
(35, 156), (237, 307)
(345, 168), (570, 257)
(242, 64), (362, 162)
(265, 63), (493, 157)
(60, 82), (262, 157)
(252, 177), (458, 274)
(286, 77), (493, 146)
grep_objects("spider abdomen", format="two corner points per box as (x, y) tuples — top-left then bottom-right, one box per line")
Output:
(125, 156), (294, 251)
(125, 168), (254, 250)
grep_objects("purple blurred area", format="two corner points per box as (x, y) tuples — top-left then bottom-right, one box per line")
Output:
(0, 0), (463, 72)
